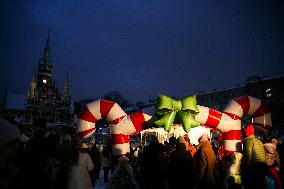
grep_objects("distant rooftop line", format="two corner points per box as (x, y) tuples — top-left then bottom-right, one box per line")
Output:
(197, 74), (284, 96)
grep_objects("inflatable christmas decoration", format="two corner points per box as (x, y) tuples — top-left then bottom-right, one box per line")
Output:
(78, 99), (151, 155)
(143, 95), (272, 158)
(195, 95), (272, 157)
(78, 95), (272, 159)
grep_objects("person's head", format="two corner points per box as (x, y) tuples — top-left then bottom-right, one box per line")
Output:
(184, 136), (191, 144)
(243, 124), (255, 138)
(79, 142), (90, 153)
(271, 138), (278, 145)
(175, 142), (186, 151)
(80, 143), (89, 149)
(179, 135), (188, 145)
(198, 133), (209, 143)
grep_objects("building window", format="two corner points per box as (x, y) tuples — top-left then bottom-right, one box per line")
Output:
(211, 95), (217, 101)
(266, 93), (272, 97)
(265, 88), (272, 98)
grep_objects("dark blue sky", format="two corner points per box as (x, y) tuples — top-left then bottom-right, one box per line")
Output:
(1, 0), (284, 103)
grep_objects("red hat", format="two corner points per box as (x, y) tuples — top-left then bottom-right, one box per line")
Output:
(243, 124), (255, 138)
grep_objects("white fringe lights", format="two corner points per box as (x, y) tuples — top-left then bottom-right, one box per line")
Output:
(78, 99), (151, 156)
(141, 125), (211, 146)
(141, 124), (187, 144)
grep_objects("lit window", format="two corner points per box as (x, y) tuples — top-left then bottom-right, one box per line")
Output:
(43, 79), (47, 84)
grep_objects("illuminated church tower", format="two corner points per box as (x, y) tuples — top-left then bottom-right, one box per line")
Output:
(25, 31), (72, 127)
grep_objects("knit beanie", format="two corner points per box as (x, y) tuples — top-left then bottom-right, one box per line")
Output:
(243, 124), (255, 138)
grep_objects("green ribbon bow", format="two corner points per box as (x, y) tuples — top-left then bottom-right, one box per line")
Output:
(155, 95), (200, 133)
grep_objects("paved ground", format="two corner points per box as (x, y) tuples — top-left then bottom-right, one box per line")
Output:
(92, 169), (112, 189)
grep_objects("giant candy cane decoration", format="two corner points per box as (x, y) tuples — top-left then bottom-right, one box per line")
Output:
(195, 96), (272, 157)
(78, 99), (151, 155)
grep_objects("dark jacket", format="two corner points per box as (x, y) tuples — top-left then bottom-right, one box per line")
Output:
(194, 140), (218, 189)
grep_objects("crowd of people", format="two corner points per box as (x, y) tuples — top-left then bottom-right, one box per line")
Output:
(128, 133), (218, 189)
(1, 116), (284, 189)
(127, 127), (284, 189)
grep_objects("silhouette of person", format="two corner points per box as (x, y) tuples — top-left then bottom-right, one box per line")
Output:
(168, 142), (195, 189)
(194, 133), (219, 189)
(241, 125), (267, 189)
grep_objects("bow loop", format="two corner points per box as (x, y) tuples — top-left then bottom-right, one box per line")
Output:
(155, 95), (174, 114)
(181, 95), (199, 115)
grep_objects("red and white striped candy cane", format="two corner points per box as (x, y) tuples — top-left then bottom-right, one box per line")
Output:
(78, 99), (151, 156)
(195, 96), (272, 157)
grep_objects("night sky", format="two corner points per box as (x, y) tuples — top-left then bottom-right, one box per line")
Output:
(1, 0), (284, 103)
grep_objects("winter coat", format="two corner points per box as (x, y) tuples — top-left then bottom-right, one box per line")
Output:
(109, 157), (139, 189)
(194, 140), (218, 189)
(241, 135), (267, 188)
(67, 151), (94, 189)
(169, 143), (195, 189)
(242, 136), (267, 170)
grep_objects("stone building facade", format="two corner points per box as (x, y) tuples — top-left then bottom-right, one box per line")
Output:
(196, 75), (284, 136)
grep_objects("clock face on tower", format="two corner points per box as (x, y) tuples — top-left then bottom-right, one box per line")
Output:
(43, 79), (47, 84)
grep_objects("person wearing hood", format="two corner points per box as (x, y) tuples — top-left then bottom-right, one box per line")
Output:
(194, 133), (219, 189)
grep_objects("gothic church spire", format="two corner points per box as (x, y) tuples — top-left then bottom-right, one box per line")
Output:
(63, 71), (71, 104)
(38, 29), (52, 74)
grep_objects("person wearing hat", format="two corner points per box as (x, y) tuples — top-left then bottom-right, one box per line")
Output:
(241, 124), (267, 189)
